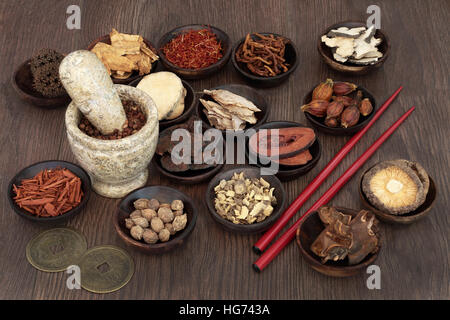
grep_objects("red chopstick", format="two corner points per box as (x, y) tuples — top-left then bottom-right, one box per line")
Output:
(253, 86), (403, 253)
(253, 106), (415, 272)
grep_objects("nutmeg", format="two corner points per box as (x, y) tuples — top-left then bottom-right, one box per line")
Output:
(359, 98), (373, 116)
(158, 207), (174, 223)
(148, 198), (160, 210)
(159, 229), (171, 242)
(141, 208), (157, 221)
(130, 225), (144, 240)
(326, 101), (344, 119)
(312, 78), (333, 101)
(142, 229), (159, 244)
(150, 217), (164, 233)
(173, 214), (188, 232)
(333, 82), (357, 96)
(125, 218), (135, 229)
(133, 198), (149, 210)
(171, 199), (184, 211)
(341, 106), (360, 128)
(129, 210), (142, 219)
(132, 216), (149, 228)
(301, 100), (329, 117)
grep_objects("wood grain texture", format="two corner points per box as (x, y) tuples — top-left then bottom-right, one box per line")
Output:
(0, 0), (448, 300)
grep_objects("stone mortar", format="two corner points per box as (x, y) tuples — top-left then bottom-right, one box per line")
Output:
(65, 84), (159, 198)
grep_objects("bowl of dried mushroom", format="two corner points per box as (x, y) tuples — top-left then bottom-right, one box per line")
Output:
(296, 206), (381, 277)
(114, 186), (198, 254)
(205, 166), (286, 233)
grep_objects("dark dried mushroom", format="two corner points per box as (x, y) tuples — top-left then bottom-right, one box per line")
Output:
(362, 160), (429, 215)
(311, 206), (380, 266)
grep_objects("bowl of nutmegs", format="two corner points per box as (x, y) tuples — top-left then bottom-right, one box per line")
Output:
(301, 79), (376, 135)
(114, 186), (198, 254)
(12, 49), (71, 108)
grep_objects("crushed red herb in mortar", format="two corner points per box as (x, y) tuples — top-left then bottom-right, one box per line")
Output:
(161, 28), (223, 69)
(13, 168), (83, 217)
(79, 100), (146, 140)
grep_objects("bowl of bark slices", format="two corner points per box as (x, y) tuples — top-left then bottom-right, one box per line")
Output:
(296, 206), (381, 277)
(302, 79), (376, 135)
(232, 32), (299, 87)
(8, 160), (91, 223)
(318, 21), (390, 75)
(152, 117), (225, 184)
(359, 159), (437, 224)
(197, 84), (269, 131)
(246, 121), (321, 182)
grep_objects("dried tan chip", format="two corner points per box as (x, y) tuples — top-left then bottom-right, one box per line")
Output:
(141, 43), (159, 61)
(137, 53), (152, 75)
(101, 52), (136, 73)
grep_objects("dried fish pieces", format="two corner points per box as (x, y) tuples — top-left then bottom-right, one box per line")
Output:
(322, 25), (383, 65)
(213, 172), (277, 225)
(137, 71), (185, 120)
(201, 89), (261, 130)
(90, 28), (159, 79)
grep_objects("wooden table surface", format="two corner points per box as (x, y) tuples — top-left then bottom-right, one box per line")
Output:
(0, 0), (448, 300)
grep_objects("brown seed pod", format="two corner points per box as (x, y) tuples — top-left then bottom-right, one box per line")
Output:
(326, 101), (344, 119)
(359, 98), (373, 116)
(331, 95), (352, 107)
(301, 100), (329, 117)
(312, 78), (334, 101)
(324, 117), (339, 128)
(341, 106), (360, 128)
(333, 82), (357, 96)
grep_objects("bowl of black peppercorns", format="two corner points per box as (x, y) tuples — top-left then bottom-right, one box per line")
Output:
(12, 48), (71, 109)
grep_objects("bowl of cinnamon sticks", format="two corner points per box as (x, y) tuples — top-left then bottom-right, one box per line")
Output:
(8, 160), (91, 222)
(232, 32), (299, 87)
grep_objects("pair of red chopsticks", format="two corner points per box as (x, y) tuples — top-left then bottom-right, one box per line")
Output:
(253, 86), (413, 272)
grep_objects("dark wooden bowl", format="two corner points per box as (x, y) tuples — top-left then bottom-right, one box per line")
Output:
(246, 121), (321, 182)
(157, 24), (232, 80)
(197, 84), (269, 131)
(7, 160), (91, 223)
(114, 186), (198, 254)
(231, 32), (299, 88)
(205, 166), (286, 234)
(359, 167), (437, 224)
(12, 59), (71, 109)
(318, 21), (390, 75)
(87, 34), (158, 85)
(303, 83), (376, 135)
(296, 207), (380, 277)
(129, 78), (196, 129)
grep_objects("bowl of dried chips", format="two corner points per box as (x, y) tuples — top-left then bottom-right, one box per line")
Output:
(205, 166), (286, 233)
(88, 28), (159, 85)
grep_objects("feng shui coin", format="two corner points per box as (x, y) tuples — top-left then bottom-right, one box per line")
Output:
(26, 227), (87, 272)
(79, 245), (134, 294)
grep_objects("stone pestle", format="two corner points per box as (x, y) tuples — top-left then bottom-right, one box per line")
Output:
(59, 50), (127, 135)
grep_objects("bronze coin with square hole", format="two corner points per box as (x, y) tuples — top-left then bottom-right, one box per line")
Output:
(79, 245), (134, 294)
(26, 228), (87, 272)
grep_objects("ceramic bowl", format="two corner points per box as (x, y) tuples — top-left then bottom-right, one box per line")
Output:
(197, 84), (269, 131)
(87, 34), (158, 85)
(231, 32), (299, 87)
(318, 21), (390, 75)
(205, 166), (286, 234)
(303, 82), (376, 135)
(12, 59), (71, 109)
(157, 24), (232, 79)
(114, 186), (198, 254)
(246, 121), (321, 182)
(129, 78), (196, 129)
(296, 207), (380, 277)
(8, 160), (91, 223)
(359, 166), (437, 224)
